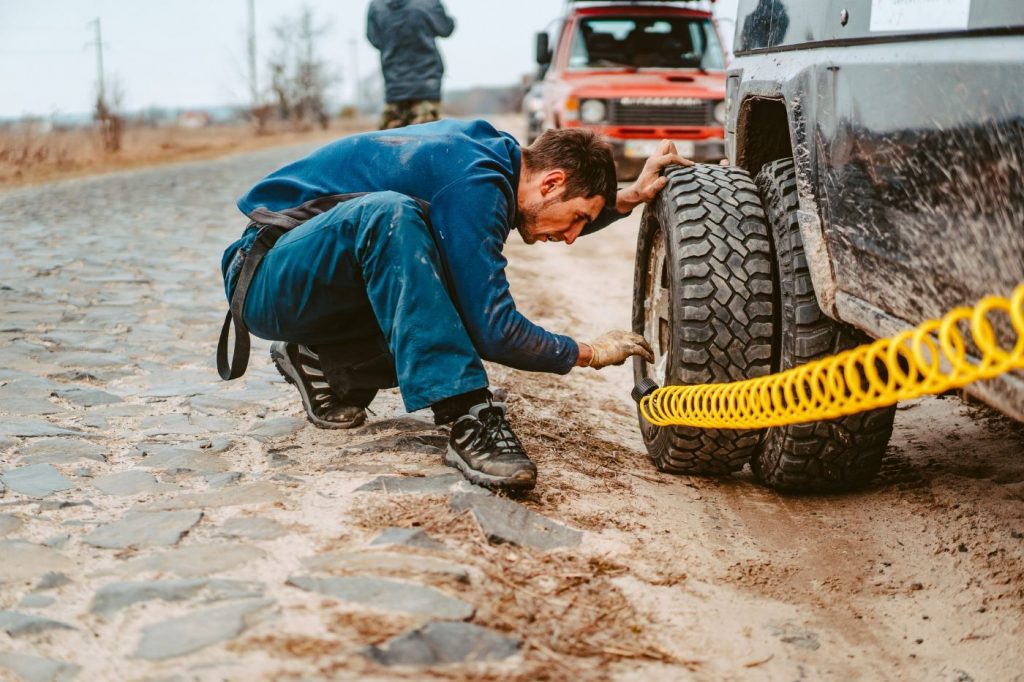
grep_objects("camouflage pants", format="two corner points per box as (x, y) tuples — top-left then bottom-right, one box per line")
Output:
(378, 100), (441, 130)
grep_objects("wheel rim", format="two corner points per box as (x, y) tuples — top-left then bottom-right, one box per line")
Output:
(643, 224), (671, 387)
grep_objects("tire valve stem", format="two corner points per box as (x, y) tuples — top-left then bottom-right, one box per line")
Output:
(631, 377), (660, 406)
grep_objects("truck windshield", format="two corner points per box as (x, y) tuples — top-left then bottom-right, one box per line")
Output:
(568, 16), (724, 71)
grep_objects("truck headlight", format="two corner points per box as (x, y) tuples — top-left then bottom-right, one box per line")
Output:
(713, 100), (726, 125)
(580, 99), (606, 124)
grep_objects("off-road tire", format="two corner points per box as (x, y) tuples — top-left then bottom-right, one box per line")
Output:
(632, 164), (775, 474)
(754, 158), (896, 492)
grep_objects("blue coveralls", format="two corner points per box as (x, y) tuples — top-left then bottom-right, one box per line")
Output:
(222, 120), (623, 412)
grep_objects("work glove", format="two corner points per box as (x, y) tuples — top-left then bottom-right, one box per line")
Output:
(582, 330), (654, 369)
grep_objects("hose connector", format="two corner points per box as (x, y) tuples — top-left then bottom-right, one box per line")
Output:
(632, 377), (660, 405)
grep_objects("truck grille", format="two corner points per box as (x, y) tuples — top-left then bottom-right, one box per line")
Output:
(607, 99), (712, 127)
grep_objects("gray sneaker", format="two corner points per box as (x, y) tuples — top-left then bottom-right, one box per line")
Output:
(270, 342), (366, 429)
(445, 403), (536, 491)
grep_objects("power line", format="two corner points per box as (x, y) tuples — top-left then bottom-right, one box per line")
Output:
(0, 24), (96, 33)
(0, 49), (84, 55)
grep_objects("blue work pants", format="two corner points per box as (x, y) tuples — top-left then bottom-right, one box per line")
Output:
(239, 192), (489, 412)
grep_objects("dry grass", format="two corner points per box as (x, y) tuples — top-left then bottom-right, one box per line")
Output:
(230, 373), (697, 679)
(328, 609), (422, 645)
(346, 494), (699, 681)
(230, 633), (347, 659)
(0, 118), (373, 189)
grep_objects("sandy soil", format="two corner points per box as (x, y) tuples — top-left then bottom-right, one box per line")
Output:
(492, 206), (1024, 680)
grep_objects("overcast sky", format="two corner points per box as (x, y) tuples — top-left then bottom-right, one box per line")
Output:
(0, 0), (739, 119)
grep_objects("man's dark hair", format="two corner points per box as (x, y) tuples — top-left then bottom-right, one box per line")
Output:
(522, 128), (617, 210)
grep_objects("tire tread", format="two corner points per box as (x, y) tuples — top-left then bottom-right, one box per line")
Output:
(753, 158), (896, 492)
(633, 164), (775, 475)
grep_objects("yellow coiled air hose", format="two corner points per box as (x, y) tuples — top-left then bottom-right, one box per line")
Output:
(638, 283), (1024, 429)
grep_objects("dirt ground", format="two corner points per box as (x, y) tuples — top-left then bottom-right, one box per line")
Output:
(496, 204), (1024, 680)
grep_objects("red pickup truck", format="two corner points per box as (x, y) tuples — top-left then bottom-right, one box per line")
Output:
(533, 1), (727, 179)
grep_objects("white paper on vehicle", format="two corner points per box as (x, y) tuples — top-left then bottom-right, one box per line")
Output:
(870, 0), (971, 32)
(624, 140), (696, 159)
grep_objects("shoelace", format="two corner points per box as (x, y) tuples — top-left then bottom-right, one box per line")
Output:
(477, 408), (524, 457)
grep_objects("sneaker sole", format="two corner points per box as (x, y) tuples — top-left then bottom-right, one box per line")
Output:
(271, 344), (366, 430)
(444, 445), (536, 492)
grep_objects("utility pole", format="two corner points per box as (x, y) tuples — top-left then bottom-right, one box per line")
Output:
(247, 0), (258, 106)
(89, 16), (121, 152)
(349, 36), (359, 106)
(90, 17), (106, 105)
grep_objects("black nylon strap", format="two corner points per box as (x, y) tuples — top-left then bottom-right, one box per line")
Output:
(216, 309), (247, 380)
(216, 192), (433, 382)
(217, 225), (285, 380)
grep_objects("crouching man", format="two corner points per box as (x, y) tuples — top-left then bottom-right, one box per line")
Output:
(220, 120), (688, 491)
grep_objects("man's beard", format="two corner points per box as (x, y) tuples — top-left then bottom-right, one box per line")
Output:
(516, 195), (558, 244)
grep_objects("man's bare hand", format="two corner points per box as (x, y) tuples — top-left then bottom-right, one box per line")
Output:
(615, 140), (694, 213)
(634, 139), (693, 202)
(577, 330), (654, 369)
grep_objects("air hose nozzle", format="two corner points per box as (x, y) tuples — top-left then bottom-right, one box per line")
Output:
(632, 377), (660, 405)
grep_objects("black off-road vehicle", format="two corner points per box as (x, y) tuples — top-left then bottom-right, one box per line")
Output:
(633, 0), (1024, 492)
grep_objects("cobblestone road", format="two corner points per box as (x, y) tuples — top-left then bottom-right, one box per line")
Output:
(0, 146), (589, 680)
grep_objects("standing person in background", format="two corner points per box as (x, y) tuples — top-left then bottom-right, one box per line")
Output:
(366, 0), (455, 130)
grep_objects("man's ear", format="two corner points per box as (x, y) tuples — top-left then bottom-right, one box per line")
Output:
(539, 169), (566, 197)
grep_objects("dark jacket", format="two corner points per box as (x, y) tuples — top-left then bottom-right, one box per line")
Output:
(366, 0), (455, 103)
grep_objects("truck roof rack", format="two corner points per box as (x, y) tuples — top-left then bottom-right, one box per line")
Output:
(567, 0), (714, 4)
(565, 1), (716, 9)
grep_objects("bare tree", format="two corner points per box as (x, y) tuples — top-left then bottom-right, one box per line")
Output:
(267, 7), (337, 130)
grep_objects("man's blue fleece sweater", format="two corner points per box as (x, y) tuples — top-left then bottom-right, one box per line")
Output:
(231, 119), (624, 375)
